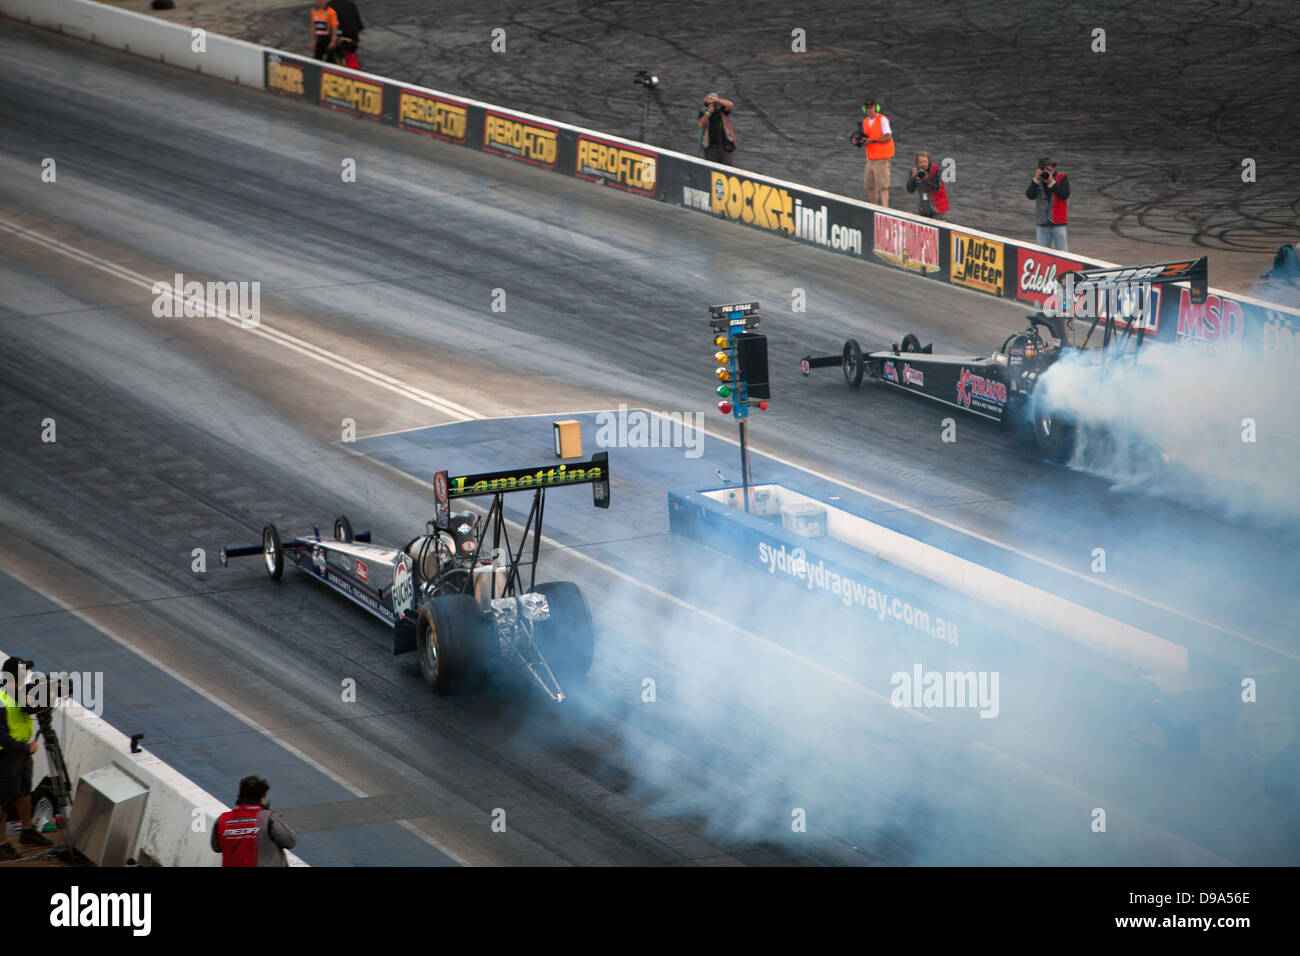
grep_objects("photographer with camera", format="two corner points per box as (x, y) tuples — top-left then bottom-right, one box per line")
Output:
(0, 657), (52, 860)
(852, 98), (894, 207)
(213, 775), (297, 867)
(697, 92), (737, 166)
(1026, 156), (1070, 251)
(905, 152), (948, 220)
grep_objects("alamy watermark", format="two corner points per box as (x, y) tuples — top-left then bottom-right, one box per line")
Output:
(151, 272), (260, 328)
(594, 404), (704, 459)
(0, 665), (104, 716)
(890, 663), (999, 718)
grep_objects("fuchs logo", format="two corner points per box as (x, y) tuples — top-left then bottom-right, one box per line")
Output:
(956, 367), (1007, 407)
(355, 559), (368, 583)
(391, 554), (414, 615)
(883, 360), (899, 382)
(902, 363), (924, 386)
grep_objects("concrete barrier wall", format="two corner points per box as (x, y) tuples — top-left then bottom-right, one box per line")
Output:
(0, 0), (264, 85)
(20, 690), (307, 867)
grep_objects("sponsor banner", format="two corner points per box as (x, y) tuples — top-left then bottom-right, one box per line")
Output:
(1016, 248), (1086, 308)
(950, 232), (1005, 295)
(265, 52), (306, 99)
(482, 111), (559, 168)
(575, 135), (658, 196)
(319, 67), (383, 118)
(397, 88), (468, 143)
(710, 171), (794, 235)
(873, 212), (940, 274)
(955, 366), (1008, 416)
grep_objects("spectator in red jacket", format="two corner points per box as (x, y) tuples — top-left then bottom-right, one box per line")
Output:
(1026, 156), (1069, 250)
(212, 776), (297, 867)
(905, 152), (948, 220)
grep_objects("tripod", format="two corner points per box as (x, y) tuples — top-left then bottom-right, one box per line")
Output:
(639, 85), (680, 150)
(31, 710), (77, 861)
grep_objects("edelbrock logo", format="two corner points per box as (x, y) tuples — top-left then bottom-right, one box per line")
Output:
(50, 886), (151, 936)
(151, 272), (260, 328)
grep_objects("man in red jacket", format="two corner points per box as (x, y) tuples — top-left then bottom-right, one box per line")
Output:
(905, 151), (948, 220)
(1026, 156), (1070, 250)
(212, 776), (297, 867)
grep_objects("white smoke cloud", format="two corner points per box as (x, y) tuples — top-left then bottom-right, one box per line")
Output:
(1035, 339), (1300, 527)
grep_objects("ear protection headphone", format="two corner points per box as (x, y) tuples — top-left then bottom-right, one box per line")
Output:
(862, 100), (882, 113)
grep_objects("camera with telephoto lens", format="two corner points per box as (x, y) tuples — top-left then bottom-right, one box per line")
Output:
(4, 658), (64, 716)
(850, 130), (866, 148)
(632, 70), (659, 88)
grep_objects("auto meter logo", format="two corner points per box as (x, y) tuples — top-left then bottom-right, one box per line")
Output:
(320, 69), (383, 118)
(483, 112), (558, 168)
(355, 559), (368, 584)
(950, 232), (1004, 294)
(1017, 249), (1085, 308)
(956, 367), (1006, 409)
(883, 360), (898, 382)
(902, 363), (924, 386)
(710, 172), (795, 235)
(266, 54), (305, 98)
(398, 89), (467, 143)
(873, 213), (939, 274)
(576, 136), (657, 195)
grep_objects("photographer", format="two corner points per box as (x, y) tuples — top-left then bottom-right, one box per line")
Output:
(213, 775), (297, 867)
(905, 152), (948, 220)
(1026, 156), (1070, 250)
(697, 92), (736, 166)
(0, 658), (52, 861)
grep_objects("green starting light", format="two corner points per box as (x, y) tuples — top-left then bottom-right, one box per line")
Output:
(716, 384), (731, 397)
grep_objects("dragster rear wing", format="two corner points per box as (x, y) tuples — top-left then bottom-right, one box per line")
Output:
(433, 452), (610, 527)
(1067, 257), (1208, 304)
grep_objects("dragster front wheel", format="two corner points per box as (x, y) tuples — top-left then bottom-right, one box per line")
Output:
(262, 523), (284, 581)
(417, 594), (483, 694)
(533, 581), (595, 685)
(842, 339), (864, 388)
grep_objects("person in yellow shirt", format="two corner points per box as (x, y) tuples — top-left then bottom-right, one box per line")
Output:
(310, 0), (340, 62)
(0, 658), (51, 861)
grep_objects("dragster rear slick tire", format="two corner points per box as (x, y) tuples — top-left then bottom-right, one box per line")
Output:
(417, 594), (484, 694)
(262, 523), (283, 581)
(334, 514), (353, 542)
(533, 581), (596, 686)
(842, 339), (864, 388)
(901, 333), (922, 353)
(1032, 401), (1076, 463)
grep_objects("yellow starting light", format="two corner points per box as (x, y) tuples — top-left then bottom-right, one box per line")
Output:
(714, 351), (729, 365)
(714, 335), (728, 348)
(715, 367), (731, 382)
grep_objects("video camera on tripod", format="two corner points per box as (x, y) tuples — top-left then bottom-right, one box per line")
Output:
(3, 657), (75, 857)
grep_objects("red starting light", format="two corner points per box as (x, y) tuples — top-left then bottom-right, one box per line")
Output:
(717, 400), (733, 415)
(757, 400), (768, 411)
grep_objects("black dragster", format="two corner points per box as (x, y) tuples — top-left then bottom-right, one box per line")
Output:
(799, 258), (1209, 462)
